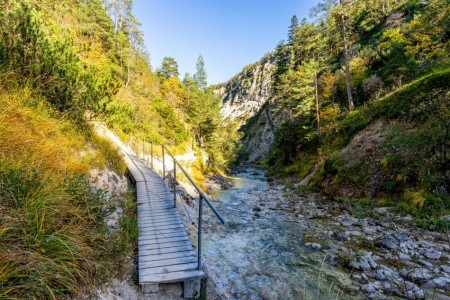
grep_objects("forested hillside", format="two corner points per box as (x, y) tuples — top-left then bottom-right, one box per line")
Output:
(220, 0), (449, 225)
(0, 0), (237, 297)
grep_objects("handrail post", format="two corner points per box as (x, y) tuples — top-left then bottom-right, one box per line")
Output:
(197, 195), (203, 270)
(162, 145), (165, 180)
(142, 139), (145, 161)
(173, 160), (177, 208)
(150, 142), (153, 170)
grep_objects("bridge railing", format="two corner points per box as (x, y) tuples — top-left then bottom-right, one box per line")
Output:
(137, 139), (226, 270)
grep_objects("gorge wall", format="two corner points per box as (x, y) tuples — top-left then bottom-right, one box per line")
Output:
(215, 53), (278, 162)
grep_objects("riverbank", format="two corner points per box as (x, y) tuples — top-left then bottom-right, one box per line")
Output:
(200, 168), (450, 300)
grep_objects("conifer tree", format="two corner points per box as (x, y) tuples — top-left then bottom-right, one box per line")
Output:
(193, 54), (207, 91)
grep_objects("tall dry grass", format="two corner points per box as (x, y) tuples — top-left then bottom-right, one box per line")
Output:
(0, 81), (129, 299)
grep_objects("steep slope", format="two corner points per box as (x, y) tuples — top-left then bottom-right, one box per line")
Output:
(215, 53), (275, 121)
(214, 53), (279, 162)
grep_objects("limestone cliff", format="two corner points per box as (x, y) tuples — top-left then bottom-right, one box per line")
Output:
(215, 53), (275, 121)
(214, 53), (277, 162)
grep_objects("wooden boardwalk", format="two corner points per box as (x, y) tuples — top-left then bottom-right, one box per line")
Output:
(124, 152), (204, 298)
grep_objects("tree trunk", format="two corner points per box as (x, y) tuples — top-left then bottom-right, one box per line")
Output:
(340, 0), (354, 111)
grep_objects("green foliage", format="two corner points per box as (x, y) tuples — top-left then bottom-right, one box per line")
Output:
(0, 1), (115, 122)
(157, 56), (180, 79)
(193, 54), (208, 91)
(268, 116), (319, 167)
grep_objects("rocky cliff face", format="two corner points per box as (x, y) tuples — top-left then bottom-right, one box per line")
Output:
(215, 53), (277, 162)
(215, 53), (275, 121)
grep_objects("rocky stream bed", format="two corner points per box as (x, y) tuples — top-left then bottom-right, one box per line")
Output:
(198, 168), (450, 300)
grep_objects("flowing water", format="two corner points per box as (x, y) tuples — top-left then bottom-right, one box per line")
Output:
(202, 168), (360, 300)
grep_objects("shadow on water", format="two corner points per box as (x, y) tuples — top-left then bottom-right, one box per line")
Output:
(202, 168), (362, 300)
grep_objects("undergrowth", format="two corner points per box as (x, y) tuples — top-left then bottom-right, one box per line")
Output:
(0, 81), (130, 298)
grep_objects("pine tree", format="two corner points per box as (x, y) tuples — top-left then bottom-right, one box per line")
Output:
(193, 54), (207, 91)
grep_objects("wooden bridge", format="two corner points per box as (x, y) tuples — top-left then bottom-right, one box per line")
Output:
(123, 144), (225, 299)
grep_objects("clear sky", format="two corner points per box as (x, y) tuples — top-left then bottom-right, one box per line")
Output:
(132, 0), (318, 85)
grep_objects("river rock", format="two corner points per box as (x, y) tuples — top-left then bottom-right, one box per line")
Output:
(361, 281), (382, 293)
(399, 252), (412, 260)
(304, 242), (322, 251)
(423, 277), (450, 289)
(349, 252), (378, 270)
(379, 235), (398, 249)
(423, 249), (441, 260)
(441, 265), (450, 273)
(364, 226), (378, 235)
(439, 215), (450, 222)
(419, 259), (433, 268)
(338, 215), (357, 226)
(252, 206), (262, 212)
(405, 268), (432, 282)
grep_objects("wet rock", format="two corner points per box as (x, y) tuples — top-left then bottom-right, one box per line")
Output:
(405, 268), (432, 282)
(423, 249), (441, 260)
(252, 206), (262, 212)
(441, 265), (450, 273)
(349, 252), (378, 270)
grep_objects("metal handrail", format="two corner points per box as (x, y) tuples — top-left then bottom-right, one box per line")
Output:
(139, 139), (226, 270)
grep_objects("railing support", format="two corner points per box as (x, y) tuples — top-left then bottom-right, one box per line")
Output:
(173, 160), (177, 208)
(142, 139), (145, 161)
(162, 145), (165, 180)
(197, 195), (203, 270)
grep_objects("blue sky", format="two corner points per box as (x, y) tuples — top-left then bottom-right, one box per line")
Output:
(133, 0), (318, 84)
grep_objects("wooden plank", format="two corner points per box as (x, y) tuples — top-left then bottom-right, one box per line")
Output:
(139, 236), (190, 246)
(138, 245), (194, 256)
(138, 227), (184, 235)
(139, 270), (204, 284)
(138, 219), (183, 227)
(139, 239), (193, 251)
(139, 250), (196, 262)
(137, 223), (185, 231)
(137, 213), (180, 221)
(139, 262), (199, 276)
(138, 231), (188, 240)
(122, 152), (204, 289)
(139, 256), (197, 269)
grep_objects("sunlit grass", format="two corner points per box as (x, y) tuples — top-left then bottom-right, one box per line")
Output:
(0, 80), (130, 298)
